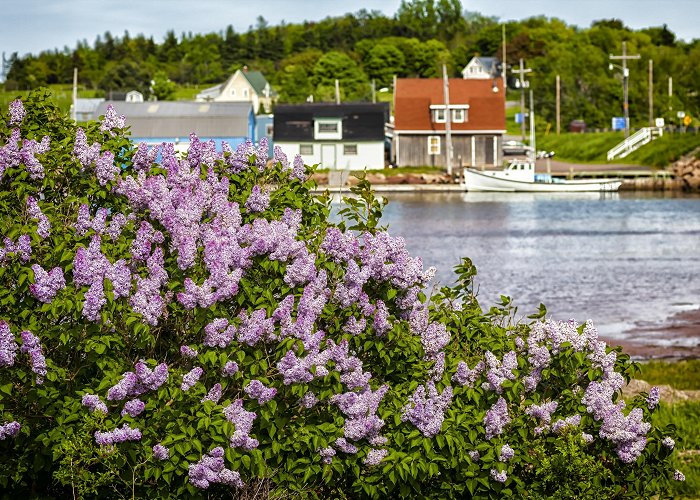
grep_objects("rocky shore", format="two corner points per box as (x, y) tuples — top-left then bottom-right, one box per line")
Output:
(672, 150), (700, 191)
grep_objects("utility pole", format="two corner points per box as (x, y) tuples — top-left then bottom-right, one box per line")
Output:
(335, 79), (340, 104)
(609, 41), (640, 138)
(556, 74), (561, 135)
(442, 64), (453, 177)
(512, 58), (532, 142)
(502, 24), (507, 111)
(529, 89), (536, 160)
(371, 79), (376, 103)
(72, 67), (78, 122)
(668, 76), (673, 118)
(648, 60), (654, 126)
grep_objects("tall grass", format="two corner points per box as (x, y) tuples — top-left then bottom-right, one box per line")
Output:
(637, 360), (700, 390)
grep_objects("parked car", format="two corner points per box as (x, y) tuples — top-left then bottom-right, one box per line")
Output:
(502, 140), (532, 155)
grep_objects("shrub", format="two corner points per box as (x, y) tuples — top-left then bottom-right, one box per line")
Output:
(0, 91), (685, 498)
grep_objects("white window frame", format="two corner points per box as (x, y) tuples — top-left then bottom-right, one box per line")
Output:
(452, 108), (465, 123)
(428, 135), (441, 155)
(433, 108), (446, 123)
(343, 144), (358, 155)
(314, 119), (343, 140)
(300, 144), (313, 156)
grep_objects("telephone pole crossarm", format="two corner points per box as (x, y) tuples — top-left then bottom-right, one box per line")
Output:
(609, 41), (641, 138)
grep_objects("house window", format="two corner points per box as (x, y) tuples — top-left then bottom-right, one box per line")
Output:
(433, 108), (446, 123)
(243, 88), (249, 98)
(230, 89), (236, 96)
(428, 136), (440, 155)
(452, 108), (465, 123)
(314, 119), (343, 140)
(344, 144), (358, 155)
(318, 123), (338, 133)
(265, 124), (273, 137)
(300, 144), (313, 155)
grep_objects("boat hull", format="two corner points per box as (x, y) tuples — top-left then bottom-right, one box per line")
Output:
(462, 168), (622, 192)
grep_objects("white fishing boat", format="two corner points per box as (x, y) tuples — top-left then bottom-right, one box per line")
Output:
(462, 159), (623, 192)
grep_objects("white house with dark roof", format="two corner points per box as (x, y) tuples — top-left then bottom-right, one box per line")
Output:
(273, 103), (389, 170)
(462, 56), (501, 79)
(195, 68), (275, 114)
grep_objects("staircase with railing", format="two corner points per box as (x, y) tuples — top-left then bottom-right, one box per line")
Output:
(607, 127), (663, 161)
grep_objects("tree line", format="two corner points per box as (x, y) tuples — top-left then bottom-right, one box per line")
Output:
(4, 0), (700, 129)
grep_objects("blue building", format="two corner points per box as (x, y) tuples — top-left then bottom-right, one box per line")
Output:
(94, 101), (256, 152)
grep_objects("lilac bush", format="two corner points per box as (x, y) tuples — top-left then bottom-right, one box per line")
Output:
(0, 93), (683, 498)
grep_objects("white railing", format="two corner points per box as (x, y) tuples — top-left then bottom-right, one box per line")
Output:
(607, 127), (663, 161)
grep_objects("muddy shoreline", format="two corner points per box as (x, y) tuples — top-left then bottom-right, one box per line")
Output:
(603, 308), (700, 360)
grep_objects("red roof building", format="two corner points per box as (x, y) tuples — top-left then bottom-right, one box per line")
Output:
(393, 78), (506, 168)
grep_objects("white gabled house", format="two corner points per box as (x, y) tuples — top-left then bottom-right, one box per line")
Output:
(273, 103), (389, 170)
(462, 56), (501, 80)
(196, 68), (275, 114)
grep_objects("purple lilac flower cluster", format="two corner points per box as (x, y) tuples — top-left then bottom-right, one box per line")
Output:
(452, 360), (485, 388)
(647, 386), (660, 410)
(525, 401), (559, 435)
(99, 105), (126, 135)
(482, 351), (518, 394)
(0, 321), (18, 367)
(401, 382), (453, 437)
(188, 447), (244, 489)
(26, 196), (50, 239)
(94, 423), (142, 446)
(244, 185), (270, 213)
(331, 384), (388, 444)
(181, 367), (204, 391)
(244, 379), (277, 404)
(107, 361), (169, 400)
(82, 394), (108, 414)
(8, 99), (25, 125)
(20, 330), (47, 384)
(180, 345), (198, 358)
(318, 446), (336, 464)
(1, 234), (32, 264)
(121, 399), (146, 417)
(221, 361), (239, 377)
(582, 369), (650, 463)
(363, 448), (388, 466)
(202, 383), (222, 403)
(19, 135), (51, 179)
(484, 397), (510, 440)
(224, 400), (258, 450)
(499, 444), (515, 462)
(490, 469), (507, 483)
(0, 421), (21, 440)
(674, 470), (686, 481)
(152, 443), (170, 460)
(552, 414), (582, 434)
(0, 129), (22, 180)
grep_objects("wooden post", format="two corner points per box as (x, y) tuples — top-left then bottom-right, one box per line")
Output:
(556, 74), (561, 135)
(442, 64), (453, 177)
(335, 79), (340, 104)
(649, 60), (654, 126)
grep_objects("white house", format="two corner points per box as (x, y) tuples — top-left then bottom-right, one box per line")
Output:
(273, 103), (389, 170)
(196, 68), (275, 113)
(462, 56), (501, 79)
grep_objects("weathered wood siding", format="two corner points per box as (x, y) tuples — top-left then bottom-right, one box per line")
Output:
(396, 134), (502, 167)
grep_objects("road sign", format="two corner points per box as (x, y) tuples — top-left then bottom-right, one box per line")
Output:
(683, 115), (692, 126)
(611, 117), (626, 131)
(677, 111), (686, 118)
(655, 118), (665, 127)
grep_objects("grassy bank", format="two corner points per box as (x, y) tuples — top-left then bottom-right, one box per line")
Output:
(636, 359), (700, 498)
(537, 130), (700, 167)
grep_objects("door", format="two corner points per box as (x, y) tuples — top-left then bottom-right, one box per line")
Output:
(321, 144), (336, 169)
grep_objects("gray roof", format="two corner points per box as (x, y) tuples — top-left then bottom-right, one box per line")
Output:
(94, 101), (252, 138)
(74, 98), (105, 113)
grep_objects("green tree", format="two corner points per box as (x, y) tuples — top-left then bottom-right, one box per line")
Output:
(150, 71), (176, 100)
(364, 43), (406, 87)
(311, 50), (369, 101)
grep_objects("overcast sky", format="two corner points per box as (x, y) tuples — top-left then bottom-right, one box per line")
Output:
(1, 0), (698, 59)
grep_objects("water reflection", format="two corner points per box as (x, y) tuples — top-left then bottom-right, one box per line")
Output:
(376, 191), (700, 342)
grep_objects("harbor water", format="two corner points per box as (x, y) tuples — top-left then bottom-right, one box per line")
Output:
(376, 191), (700, 350)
